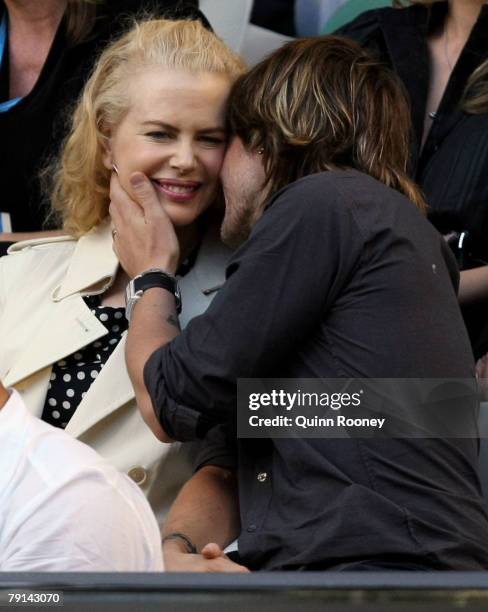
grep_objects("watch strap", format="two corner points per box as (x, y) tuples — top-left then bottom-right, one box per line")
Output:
(125, 268), (181, 322)
(133, 271), (177, 297)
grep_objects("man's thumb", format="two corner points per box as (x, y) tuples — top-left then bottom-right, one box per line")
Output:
(129, 172), (155, 209)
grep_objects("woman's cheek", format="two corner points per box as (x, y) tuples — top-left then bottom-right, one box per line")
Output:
(205, 149), (227, 181)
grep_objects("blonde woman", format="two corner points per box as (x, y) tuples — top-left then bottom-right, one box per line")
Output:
(0, 17), (244, 521)
(338, 0), (488, 360)
(0, 0), (202, 245)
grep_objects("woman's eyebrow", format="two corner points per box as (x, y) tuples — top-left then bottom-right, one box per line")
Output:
(141, 120), (226, 134)
(197, 126), (227, 134)
(141, 121), (177, 130)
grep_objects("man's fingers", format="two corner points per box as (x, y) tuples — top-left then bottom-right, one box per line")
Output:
(109, 173), (143, 227)
(200, 543), (251, 572)
(111, 237), (120, 259)
(129, 172), (160, 215)
(201, 542), (225, 559)
(210, 558), (251, 573)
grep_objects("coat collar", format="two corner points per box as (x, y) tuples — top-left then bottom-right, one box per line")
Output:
(4, 220), (117, 406)
(377, 4), (432, 155)
(52, 218), (118, 301)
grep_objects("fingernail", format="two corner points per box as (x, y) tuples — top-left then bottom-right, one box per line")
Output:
(130, 174), (145, 188)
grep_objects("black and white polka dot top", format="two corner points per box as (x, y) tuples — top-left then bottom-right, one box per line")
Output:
(41, 295), (128, 429)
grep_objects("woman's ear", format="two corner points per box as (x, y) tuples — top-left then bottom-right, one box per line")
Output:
(102, 139), (113, 171)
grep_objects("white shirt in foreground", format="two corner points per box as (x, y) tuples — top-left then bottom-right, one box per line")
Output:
(0, 390), (164, 571)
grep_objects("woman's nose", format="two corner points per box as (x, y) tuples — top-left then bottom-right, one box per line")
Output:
(170, 141), (196, 173)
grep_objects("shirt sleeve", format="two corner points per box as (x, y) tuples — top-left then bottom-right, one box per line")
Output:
(144, 176), (365, 440)
(193, 424), (238, 472)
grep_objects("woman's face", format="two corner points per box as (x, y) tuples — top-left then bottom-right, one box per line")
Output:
(104, 67), (232, 227)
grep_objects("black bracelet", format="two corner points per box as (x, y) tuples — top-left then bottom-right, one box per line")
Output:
(162, 532), (198, 554)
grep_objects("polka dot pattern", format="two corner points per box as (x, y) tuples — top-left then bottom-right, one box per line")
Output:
(41, 295), (127, 429)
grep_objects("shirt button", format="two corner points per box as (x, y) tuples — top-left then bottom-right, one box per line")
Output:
(247, 524), (257, 532)
(128, 466), (148, 486)
(257, 472), (267, 482)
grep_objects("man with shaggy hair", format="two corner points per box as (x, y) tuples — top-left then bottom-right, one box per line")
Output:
(111, 36), (488, 571)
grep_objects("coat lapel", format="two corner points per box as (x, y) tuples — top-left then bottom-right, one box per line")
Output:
(4, 294), (108, 389)
(378, 6), (430, 158)
(65, 333), (135, 438)
(52, 219), (118, 301)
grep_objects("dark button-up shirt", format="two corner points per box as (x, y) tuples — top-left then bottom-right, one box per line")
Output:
(145, 170), (488, 570)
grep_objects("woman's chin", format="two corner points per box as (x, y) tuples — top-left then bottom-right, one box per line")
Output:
(161, 201), (210, 228)
(164, 211), (198, 228)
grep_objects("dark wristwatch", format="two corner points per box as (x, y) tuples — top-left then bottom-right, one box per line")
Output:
(125, 268), (181, 322)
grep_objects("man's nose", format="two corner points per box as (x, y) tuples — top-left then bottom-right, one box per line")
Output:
(170, 140), (197, 173)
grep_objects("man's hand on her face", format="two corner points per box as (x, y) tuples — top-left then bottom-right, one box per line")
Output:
(163, 540), (250, 573)
(109, 172), (180, 278)
(0, 382), (9, 409)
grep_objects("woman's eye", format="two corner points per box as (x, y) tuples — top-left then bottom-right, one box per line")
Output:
(200, 136), (226, 146)
(146, 131), (172, 141)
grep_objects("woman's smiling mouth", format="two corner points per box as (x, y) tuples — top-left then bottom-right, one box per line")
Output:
(151, 178), (202, 202)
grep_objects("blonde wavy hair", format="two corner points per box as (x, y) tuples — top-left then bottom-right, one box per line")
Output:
(394, 0), (488, 114)
(228, 36), (426, 211)
(50, 18), (245, 237)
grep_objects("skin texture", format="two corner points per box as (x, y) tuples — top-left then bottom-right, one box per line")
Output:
(161, 466), (248, 572)
(220, 137), (267, 248)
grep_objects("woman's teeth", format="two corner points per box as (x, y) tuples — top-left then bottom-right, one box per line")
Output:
(160, 183), (199, 193)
